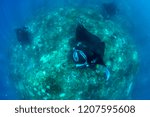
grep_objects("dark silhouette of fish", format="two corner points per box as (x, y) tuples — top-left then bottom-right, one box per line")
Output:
(102, 2), (118, 19)
(72, 23), (110, 80)
(75, 23), (105, 66)
(15, 26), (31, 45)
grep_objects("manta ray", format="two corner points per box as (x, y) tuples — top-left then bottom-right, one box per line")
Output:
(72, 23), (110, 80)
(15, 26), (31, 45)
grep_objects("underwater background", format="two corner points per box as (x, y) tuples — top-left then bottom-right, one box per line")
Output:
(0, 0), (150, 100)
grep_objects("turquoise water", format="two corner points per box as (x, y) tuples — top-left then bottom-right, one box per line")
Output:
(0, 0), (150, 99)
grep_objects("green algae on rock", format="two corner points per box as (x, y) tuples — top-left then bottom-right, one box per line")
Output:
(10, 8), (138, 99)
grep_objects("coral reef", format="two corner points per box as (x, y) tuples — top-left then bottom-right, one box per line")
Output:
(10, 8), (138, 99)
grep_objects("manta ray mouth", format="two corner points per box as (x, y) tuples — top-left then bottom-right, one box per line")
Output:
(73, 47), (89, 68)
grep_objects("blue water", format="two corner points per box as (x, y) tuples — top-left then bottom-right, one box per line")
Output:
(0, 0), (150, 100)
